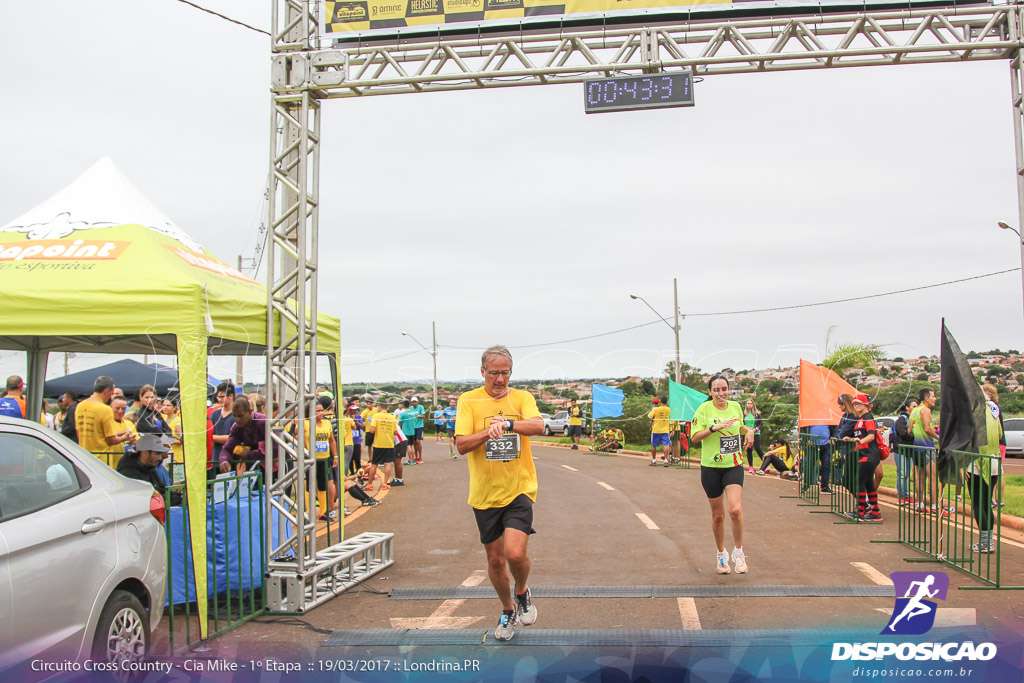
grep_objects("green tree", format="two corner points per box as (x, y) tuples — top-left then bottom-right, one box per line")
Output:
(640, 379), (656, 396)
(916, 372), (929, 381)
(619, 381), (640, 397)
(753, 395), (798, 443)
(757, 378), (785, 396)
(823, 343), (886, 375)
(662, 361), (705, 390)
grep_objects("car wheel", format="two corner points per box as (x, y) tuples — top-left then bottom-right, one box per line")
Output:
(92, 589), (150, 677)
(545, 426), (552, 436)
(563, 427), (570, 436)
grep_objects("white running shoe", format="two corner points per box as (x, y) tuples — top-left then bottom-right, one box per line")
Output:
(493, 610), (517, 641)
(716, 552), (731, 575)
(731, 548), (748, 574)
(515, 588), (538, 626)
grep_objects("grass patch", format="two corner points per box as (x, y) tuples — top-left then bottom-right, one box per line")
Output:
(875, 465), (1023, 518)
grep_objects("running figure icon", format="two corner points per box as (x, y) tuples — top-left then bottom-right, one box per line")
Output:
(887, 575), (939, 632)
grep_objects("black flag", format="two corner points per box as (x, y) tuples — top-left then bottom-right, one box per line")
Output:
(938, 320), (988, 479)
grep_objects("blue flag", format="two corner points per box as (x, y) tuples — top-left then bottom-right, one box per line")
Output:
(591, 383), (625, 419)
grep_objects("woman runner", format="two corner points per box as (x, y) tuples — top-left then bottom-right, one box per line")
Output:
(742, 398), (764, 474)
(691, 374), (756, 574)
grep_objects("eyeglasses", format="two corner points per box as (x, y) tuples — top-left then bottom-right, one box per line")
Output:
(485, 370), (511, 378)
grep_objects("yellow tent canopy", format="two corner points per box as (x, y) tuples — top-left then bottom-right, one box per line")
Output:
(0, 157), (342, 638)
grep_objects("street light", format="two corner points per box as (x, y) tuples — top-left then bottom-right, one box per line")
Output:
(997, 222), (1024, 321)
(402, 323), (437, 409)
(630, 279), (682, 385)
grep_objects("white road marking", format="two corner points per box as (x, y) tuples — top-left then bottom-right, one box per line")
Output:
(851, 562), (893, 586)
(597, 481), (615, 491)
(390, 570), (487, 629)
(677, 598), (702, 630)
(875, 607), (976, 627)
(636, 513), (660, 530)
(561, 465), (578, 471)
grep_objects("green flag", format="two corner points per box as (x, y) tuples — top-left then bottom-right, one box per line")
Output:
(669, 380), (708, 422)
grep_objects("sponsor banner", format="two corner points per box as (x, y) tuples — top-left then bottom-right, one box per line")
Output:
(163, 244), (257, 284)
(325, 0), (727, 35)
(324, 0), (974, 38)
(0, 239), (129, 262)
(19, 623), (1023, 682)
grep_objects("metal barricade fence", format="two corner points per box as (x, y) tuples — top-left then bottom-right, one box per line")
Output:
(896, 447), (1008, 588)
(797, 434), (823, 506)
(670, 431), (692, 469)
(163, 471), (266, 654)
(829, 439), (866, 521)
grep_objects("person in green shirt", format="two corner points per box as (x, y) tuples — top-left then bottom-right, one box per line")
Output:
(691, 374), (755, 575)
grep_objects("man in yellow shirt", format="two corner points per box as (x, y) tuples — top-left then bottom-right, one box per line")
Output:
(361, 398), (377, 463)
(455, 345), (544, 641)
(76, 376), (134, 467)
(365, 403), (398, 492)
(567, 399), (583, 450)
(647, 397), (672, 467)
(111, 397), (140, 453)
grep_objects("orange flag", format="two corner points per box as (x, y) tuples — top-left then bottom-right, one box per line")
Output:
(798, 359), (860, 427)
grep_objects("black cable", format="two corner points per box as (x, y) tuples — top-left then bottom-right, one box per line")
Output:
(173, 0), (271, 36)
(684, 268), (1020, 317)
(437, 268), (1019, 350)
(343, 349), (424, 367)
(439, 320), (663, 350)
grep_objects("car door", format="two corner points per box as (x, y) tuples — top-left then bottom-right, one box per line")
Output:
(0, 530), (11, 667)
(1004, 418), (1023, 455)
(0, 430), (116, 665)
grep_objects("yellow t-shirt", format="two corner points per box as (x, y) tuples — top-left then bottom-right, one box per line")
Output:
(166, 414), (183, 462)
(76, 397), (118, 456)
(289, 419), (334, 459)
(343, 417), (354, 447)
(568, 405), (582, 426)
(306, 418), (334, 460)
(455, 386), (541, 510)
(647, 405), (671, 434)
(112, 418), (138, 440)
(370, 411), (398, 446)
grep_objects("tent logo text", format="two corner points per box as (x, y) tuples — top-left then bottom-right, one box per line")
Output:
(0, 239), (128, 261)
(165, 245), (255, 283)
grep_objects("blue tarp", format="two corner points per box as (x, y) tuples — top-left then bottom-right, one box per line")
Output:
(44, 358), (220, 399)
(591, 383), (625, 418)
(165, 491), (289, 605)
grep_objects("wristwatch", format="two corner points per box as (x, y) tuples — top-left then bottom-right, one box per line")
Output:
(506, 419), (515, 432)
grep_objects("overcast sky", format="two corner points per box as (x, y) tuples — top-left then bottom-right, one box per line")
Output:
(2, 1), (1022, 390)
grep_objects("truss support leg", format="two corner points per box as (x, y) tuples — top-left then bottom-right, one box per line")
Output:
(1011, 51), (1024, 323)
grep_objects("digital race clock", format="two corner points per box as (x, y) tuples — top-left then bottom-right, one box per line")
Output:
(583, 72), (694, 114)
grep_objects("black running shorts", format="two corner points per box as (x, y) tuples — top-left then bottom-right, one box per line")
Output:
(315, 459), (332, 491)
(700, 465), (744, 499)
(371, 446), (396, 465)
(473, 493), (536, 545)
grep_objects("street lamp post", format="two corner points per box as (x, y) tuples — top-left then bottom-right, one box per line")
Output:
(997, 221), (1024, 322)
(402, 324), (438, 408)
(630, 279), (682, 385)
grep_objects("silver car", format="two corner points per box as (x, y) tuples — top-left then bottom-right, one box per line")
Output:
(544, 411), (570, 436)
(1004, 417), (1024, 456)
(0, 417), (166, 674)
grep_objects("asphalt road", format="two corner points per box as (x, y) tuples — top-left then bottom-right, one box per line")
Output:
(189, 437), (1024, 663)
